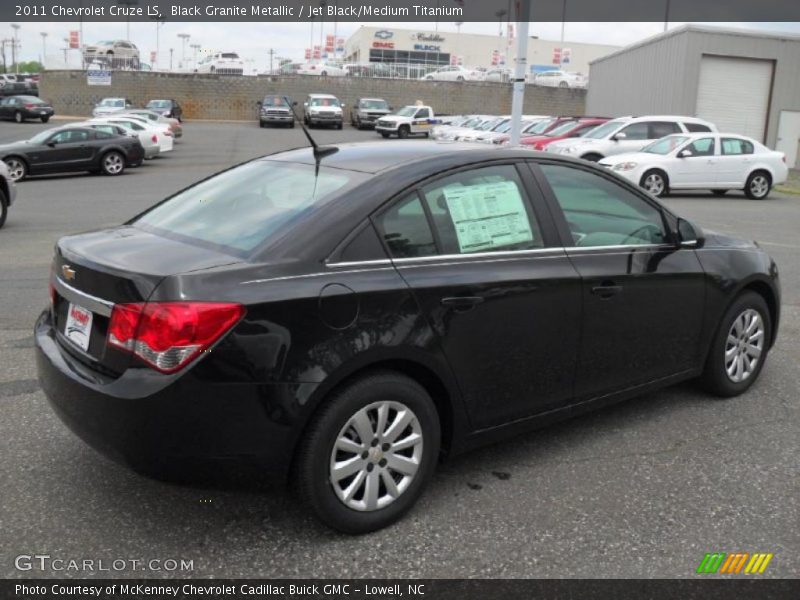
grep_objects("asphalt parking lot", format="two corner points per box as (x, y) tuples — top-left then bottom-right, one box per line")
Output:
(1, 120), (798, 578)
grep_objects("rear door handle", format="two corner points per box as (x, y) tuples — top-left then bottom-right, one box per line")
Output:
(440, 296), (485, 309)
(591, 283), (623, 298)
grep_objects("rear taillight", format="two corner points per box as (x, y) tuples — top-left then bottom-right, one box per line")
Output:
(107, 302), (245, 373)
(24, 103), (34, 109)
(151, 134), (158, 143)
(49, 281), (57, 308)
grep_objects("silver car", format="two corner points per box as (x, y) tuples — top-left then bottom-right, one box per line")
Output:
(0, 159), (18, 229)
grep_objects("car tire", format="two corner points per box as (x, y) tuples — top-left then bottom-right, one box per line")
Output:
(0, 188), (7, 229)
(423, 132), (430, 138)
(14, 111), (23, 123)
(41, 116), (50, 123)
(100, 151), (125, 176)
(380, 133), (390, 138)
(700, 291), (771, 398)
(294, 370), (441, 534)
(290, 121), (295, 129)
(711, 189), (728, 196)
(640, 169), (669, 197)
(398, 125), (410, 139)
(259, 121), (266, 128)
(456, 76), (464, 81)
(337, 123), (343, 130)
(581, 153), (603, 162)
(559, 81), (569, 88)
(744, 171), (772, 200)
(4, 157), (27, 182)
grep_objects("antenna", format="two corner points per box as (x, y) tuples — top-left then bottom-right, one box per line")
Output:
(284, 96), (338, 160)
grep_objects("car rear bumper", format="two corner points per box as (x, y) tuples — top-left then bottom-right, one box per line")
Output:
(35, 310), (299, 482)
(143, 145), (160, 159)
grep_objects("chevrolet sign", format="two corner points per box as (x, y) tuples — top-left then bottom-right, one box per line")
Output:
(374, 30), (394, 40)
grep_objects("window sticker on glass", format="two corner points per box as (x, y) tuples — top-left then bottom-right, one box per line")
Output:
(443, 181), (534, 253)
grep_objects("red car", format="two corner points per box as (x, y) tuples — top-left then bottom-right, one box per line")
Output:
(520, 117), (609, 150)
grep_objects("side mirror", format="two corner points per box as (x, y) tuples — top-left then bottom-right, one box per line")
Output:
(389, 106), (394, 111)
(303, 102), (308, 107)
(341, 103), (346, 108)
(676, 217), (704, 248)
(47, 141), (57, 147)
(678, 149), (693, 158)
(613, 132), (627, 141)
(292, 101), (298, 107)
(257, 100), (262, 106)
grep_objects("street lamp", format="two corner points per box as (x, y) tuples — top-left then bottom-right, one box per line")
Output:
(40, 32), (47, 67)
(11, 24), (20, 73)
(169, 47), (174, 71)
(117, 0), (139, 41)
(177, 33), (190, 69)
(150, 16), (165, 70)
(190, 43), (200, 71)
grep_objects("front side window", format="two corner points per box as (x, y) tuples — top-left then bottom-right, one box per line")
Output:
(584, 119), (626, 139)
(416, 108), (431, 118)
(419, 165), (543, 255)
(721, 138), (754, 155)
(50, 129), (90, 143)
(377, 193), (436, 259)
(643, 135), (689, 155)
(687, 137), (715, 156)
(135, 161), (365, 255)
(540, 164), (668, 248)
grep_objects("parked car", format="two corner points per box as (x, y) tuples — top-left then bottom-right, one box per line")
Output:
(490, 116), (563, 145)
(545, 116), (717, 161)
(145, 99), (183, 122)
(484, 68), (511, 83)
(473, 116), (553, 144)
(303, 94), (344, 129)
(83, 40), (140, 69)
(92, 98), (132, 118)
(35, 141), (780, 534)
(91, 116), (174, 154)
(123, 109), (183, 139)
(599, 133), (788, 199)
(530, 70), (587, 88)
(376, 105), (440, 138)
(519, 117), (610, 150)
(435, 115), (498, 141)
(258, 95), (294, 128)
(0, 126), (143, 181)
(0, 159), (17, 229)
(196, 52), (244, 75)
(0, 96), (53, 123)
(80, 120), (159, 160)
(454, 117), (509, 142)
(0, 81), (38, 97)
(351, 98), (392, 129)
(431, 115), (488, 140)
(422, 65), (484, 82)
(297, 62), (347, 77)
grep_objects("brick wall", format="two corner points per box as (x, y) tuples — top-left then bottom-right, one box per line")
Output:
(40, 70), (587, 121)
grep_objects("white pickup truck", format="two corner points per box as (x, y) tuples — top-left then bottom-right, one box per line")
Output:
(375, 105), (443, 139)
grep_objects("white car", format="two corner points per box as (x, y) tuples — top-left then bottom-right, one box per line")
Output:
(422, 65), (484, 82)
(195, 52), (244, 75)
(600, 133), (788, 200)
(431, 115), (485, 140)
(297, 62), (347, 77)
(83, 40), (140, 69)
(530, 70), (587, 88)
(303, 94), (344, 129)
(475, 116), (551, 144)
(455, 117), (510, 142)
(92, 97), (132, 117)
(545, 116), (717, 162)
(90, 116), (174, 154)
(77, 120), (159, 160)
(437, 116), (500, 141)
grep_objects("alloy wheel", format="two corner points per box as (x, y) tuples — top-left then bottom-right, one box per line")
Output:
(14, 111), (22, 123)
(329, 400), (423, 512)
(103, 153), (124, 175)
(750, 175), (769, 198)
(643, 173), (665, 195)
(4, 158), (25, 181)
(724, 308), (765, 383)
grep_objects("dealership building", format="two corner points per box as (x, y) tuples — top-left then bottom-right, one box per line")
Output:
(342, 25), (619, 76)
(586, 25), (800, 167)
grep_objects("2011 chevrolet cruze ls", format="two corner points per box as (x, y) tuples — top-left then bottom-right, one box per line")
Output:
(36, 142), (780, 533)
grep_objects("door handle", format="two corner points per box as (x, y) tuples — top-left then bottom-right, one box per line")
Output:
(440, 296), (485, 309)
(591, 283), (623, 299)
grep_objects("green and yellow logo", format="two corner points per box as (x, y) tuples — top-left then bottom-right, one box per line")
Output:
(696, 552), (773, 574)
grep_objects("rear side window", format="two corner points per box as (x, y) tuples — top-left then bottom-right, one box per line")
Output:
(377, 193), (436, 259)
(685, 122), (712, 133)
(721, 138), (754, 155)
(135, 161), (366, 255)
(94, 130), (113, 140)
(648, 121), (681, 138)
(619, 122), (650, 140)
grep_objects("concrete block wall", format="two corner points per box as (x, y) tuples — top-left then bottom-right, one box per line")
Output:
(40, 71), (586, 121)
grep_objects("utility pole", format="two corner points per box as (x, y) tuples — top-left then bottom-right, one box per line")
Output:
(40, 32), (47, 67)
(1, 40), (7, 73)
(11, 24), (20, 73)
(190, 43), (200, 71)
(319, 1), (325, 59)
(268, 48), (274, 74)
(150, 16), (165, 70)
(664, 0), (671, 32)
(559, 0), (567, 69)
(169, 48), (173, 71)
(118, 0), (139, 41)
(177, 33), (190, 69)
(62, 38), (69, 64)
(509, 0), (530, 146)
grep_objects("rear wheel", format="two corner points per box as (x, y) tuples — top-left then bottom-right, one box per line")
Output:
(100, 151), (125, 176)
(337, 122), (343, 130)
(380, 132), (390, 138)
(41, 116), (50, 123)
(295, 371), (440, 534)
(398, 125), (410, 139)
(14, 111), (23, 123)
(4, 157), (26, 182)
(711, 189), (728, 196)
(700, 291), (771, 397)
(640, 169), (669, 197)
(259, 121), (266, 128)
(744, 171), (771, 200)
(0, 189), (7, 229)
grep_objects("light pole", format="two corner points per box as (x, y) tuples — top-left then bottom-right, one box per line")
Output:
(177, 33), (190, 69)
(62, 37), (69, 65)
(559, 0), (567, 69)
(454, 21), (463, 66)
(190, 43), (200, 71)
(150, 16), (165, 70)
(40, 32), (47, 66)
(319, 2), (326, 59)
(117, 0), (139, 41)
(169, 48), (173, 71)
(11, 24), (20, 73)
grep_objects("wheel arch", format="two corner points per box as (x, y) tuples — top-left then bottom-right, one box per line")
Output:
(740, 278), (779, 348)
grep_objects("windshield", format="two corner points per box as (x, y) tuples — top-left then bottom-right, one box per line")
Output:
(584, 119), (626, 139)
(221, 53), (239, 59)
(546, 121), (580, 137)
(643, 135), (690, 155)
(309, 97), (340, 107)
(394, 106), (418, 117)
(134, 161), (366, 255)
(99, 99), (124, 107)
(147, 100), (171, 108)
(262, 96), (288, 107)
(360, 99), (388, 110)
(29, 129), (57, 144)
(524, 119), (555, 135)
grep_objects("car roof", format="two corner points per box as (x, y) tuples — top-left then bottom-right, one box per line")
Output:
(264, 141), (553, 175)
(308, 93), (337, 98)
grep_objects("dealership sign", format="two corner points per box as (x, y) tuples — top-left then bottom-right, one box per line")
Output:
(414, 44), (441, 52)
(411, 33), (445, 42)
(86, 70), (111, 86)
(373, 42), (395, 49)
(374, 30), (394, 40)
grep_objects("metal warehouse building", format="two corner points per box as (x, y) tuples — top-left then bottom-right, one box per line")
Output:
(586, 25), (800, 167)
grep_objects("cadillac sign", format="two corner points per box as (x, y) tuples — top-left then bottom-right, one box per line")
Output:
(411, 33), (445, 42)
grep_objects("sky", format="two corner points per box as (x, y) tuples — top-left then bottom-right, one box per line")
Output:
(4, 20), (800, 71)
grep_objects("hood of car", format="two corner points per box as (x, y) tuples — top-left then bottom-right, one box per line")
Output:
(600, 152), (666, 166)
(702, 229), (758, 250)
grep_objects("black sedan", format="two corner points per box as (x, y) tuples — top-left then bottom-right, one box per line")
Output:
(0, 95), (53, 123)
(35, 142), (780, 533)
(0, 126), (144, 181)
(145, 98), (182, 122)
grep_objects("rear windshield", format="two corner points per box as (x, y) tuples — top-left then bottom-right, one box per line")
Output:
(99, 99), (124, 107)
(147, 100), (170, 108)
(133, 160), (366, 255)
(221, 53), (240, 59)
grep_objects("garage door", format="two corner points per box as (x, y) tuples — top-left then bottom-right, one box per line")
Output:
(696, 55), (773, 142)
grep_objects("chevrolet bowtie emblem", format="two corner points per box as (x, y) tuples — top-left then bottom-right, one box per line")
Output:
(61, 265), (76, 281)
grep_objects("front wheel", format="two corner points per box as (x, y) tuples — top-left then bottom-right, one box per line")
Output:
(100, 151), (125, 176)
(640, 169), (669, 197)
(0, 189), (7, 229)
(398, 126), (410, 139)
(380, 132), (390, 138)
(337, 122), (343, 130)
(295, 371), (440, 534)
(745, 171), (771, 200)
(41, 116), (50, 123)
(4, 157), (27, 182)
(700, 291), (771, 397)
(14, 111), (23, 123)
(559, 81), (569, 88)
